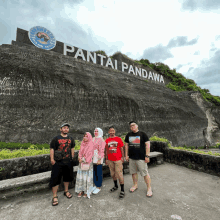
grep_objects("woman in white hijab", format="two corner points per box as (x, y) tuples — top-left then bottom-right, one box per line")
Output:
(92, 128), (106, 194)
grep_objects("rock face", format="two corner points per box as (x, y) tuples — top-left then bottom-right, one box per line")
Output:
(0, 43), (219, 146)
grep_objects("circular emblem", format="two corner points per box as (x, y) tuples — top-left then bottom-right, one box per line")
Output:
(28, 26), (56, 50)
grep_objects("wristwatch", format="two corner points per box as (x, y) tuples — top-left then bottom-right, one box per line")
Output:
(145, 155), (149, 158)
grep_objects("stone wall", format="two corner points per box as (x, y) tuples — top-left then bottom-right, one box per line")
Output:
(0, 43), (215, 146)
(0, 142), (162, 180)
(0, 151), (78, 180)
(151, 142), (220, 176)
(1, 142), (220, 180)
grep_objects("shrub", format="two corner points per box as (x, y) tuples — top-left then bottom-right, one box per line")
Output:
(149, 136), (172, 147)
(0, 148), (50, 160)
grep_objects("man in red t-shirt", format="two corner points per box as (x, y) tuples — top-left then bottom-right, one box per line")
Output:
(105, 126), (125, 199)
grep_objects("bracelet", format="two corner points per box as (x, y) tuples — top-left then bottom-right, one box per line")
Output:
(145, 155), (149, 158)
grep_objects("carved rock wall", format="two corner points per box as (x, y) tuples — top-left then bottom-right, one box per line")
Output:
(0, 44), (211, 146)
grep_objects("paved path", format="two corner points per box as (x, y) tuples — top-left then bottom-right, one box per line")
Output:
(0, 163), (220, 220)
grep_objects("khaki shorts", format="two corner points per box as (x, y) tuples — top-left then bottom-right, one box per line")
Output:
(107, 160), (123, 180)
(129, 158), (149, 177)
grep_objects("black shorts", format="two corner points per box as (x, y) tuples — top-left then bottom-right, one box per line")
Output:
(50, 160), (73, 188)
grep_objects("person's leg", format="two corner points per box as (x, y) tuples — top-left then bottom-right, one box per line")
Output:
(137, 160), (152, 197)
(63, 161), (73, 198)
(115, 160), (125, 199)
(129, 159), (138, 191)
(96, 164), (103, 189)
(52, 185), (59, 204)
(144, 174), (152, 196)
(93, 164), (103, 194)
(93, 164), (98, 188)
(50, 162), (62, 205)
(63, 182), (72, 197)
(115, 160), (124, 189)
(108, 160), (118, 191)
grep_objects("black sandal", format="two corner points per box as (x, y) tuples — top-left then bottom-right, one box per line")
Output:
(52, 196), (58, 206)
(119, 191), (125, 199)
(64, 191), (72, 198)
(110, 186), (118, 192)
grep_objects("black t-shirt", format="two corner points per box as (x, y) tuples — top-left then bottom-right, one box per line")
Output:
(50, 135), (75, 160)
(125, 131), (149, 160)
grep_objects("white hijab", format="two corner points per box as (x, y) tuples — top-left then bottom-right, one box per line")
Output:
(95, 127), (103, 138)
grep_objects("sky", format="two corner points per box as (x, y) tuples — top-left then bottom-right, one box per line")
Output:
(0, 0), (220, 96)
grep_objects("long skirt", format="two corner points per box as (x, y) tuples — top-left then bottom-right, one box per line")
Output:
(75, 163), (93, 198)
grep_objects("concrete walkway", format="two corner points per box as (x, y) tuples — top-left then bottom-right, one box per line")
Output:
(0, 163), (220, 220)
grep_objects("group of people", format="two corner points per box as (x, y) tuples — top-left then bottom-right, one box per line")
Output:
(50, 121), (153, 206)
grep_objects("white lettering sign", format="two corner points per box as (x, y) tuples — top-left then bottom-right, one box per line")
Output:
(63, 43), (165, 84)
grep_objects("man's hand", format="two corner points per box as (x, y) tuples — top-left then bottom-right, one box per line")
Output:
(121, 157), (124, 163)
(51, 159), (56, 165)
(125, 156), (129, 162)
(145, 157), (150, 163)
(78, 158), (82, 163)
(97, 159), (101, 165)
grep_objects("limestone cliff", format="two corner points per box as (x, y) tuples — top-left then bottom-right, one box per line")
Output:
(0, 43), (218, 146)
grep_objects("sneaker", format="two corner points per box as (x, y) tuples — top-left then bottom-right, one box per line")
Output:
(91, 186), (97, 192)
(93, 188), (101, 194)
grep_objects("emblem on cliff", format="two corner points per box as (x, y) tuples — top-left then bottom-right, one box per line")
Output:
(28, 26), (56, 50)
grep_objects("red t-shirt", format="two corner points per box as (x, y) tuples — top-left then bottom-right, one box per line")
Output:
(105, 136), (124, 161)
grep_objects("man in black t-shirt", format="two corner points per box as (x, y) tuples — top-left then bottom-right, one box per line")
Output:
(125, 121), (153, 197)
(50, 123), (75, 206)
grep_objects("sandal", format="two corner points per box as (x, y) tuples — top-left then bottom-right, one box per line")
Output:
(119, 191), (125, 199)
(110, 186), (118, 192)
(52, 196), (58, 206)
(129, 186), (138, 193)
(64, 191), (72, 198)
(146, 188), (153, 197)
(78, 192), (83, 198)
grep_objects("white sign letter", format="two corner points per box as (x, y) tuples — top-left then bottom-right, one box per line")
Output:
(106, 58), (114, 69)
(122, 62), (128, 72)
(87, 51), (96, 64)
(128, 65), (135, 75)
(153, 73), (160, 82)
(160, 75), (165, 83)
(63, 44), (74, 55)
(142, 69), (148, 78)
(74, 48), (86, 61)
(135, 67), (142, 77)
(148, 71), (153, 80)
(97, 54), (106, 66)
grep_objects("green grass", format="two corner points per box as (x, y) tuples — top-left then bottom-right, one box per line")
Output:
(170, 146), (220, 157)
(0, 140), (81, 160)
(0, 137), (219, 160)
(0, 141), (50, 150)
(0, 147), (50, 160)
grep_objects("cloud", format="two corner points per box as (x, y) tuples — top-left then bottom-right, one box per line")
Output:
(142, 36), (199, 63)
(0, 0), (123, 55)
(215, 35), (220, 41)
(142, 44), (173, 63)
(188, 49), (220, 95)
(176, 64), (184, 70)
(167, 36), (198, 48)
(181, 0), (220, 11)
(193, 51), (200, 55)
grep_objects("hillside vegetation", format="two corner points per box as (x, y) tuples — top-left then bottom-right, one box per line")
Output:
(135, 59), (220, 106)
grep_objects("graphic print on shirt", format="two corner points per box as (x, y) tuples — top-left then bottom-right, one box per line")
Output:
(108, 141), (118, 154)
(58, 138), (72, 159)
(129, 136), (140, 148)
